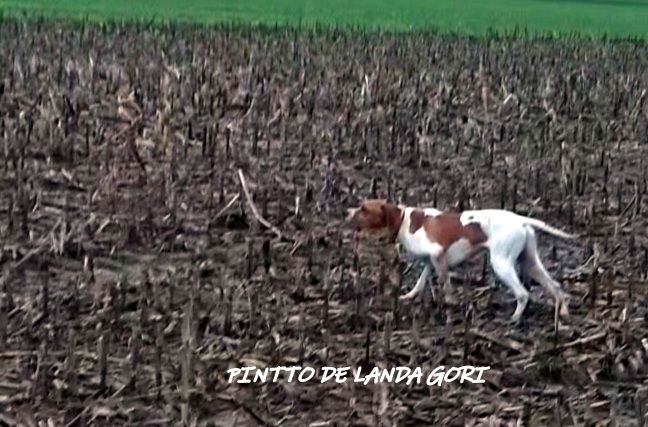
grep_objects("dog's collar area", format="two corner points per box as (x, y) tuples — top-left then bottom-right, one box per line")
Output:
(389, 209), (405, 244)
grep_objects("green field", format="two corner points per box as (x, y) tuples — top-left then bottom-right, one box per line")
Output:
(1, 0), (648, 39)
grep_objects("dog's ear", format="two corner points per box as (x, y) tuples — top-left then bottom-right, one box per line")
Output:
(380, 201), (390, 217)
(381, 202), (401, 225)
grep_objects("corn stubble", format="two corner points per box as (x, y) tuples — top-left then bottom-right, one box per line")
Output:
(0, 17), (648, 426)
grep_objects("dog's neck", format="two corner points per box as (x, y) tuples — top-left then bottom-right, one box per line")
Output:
(384, 203), (406, 244)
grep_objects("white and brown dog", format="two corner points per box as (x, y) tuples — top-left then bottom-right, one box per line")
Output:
(346, 200), (576, 322)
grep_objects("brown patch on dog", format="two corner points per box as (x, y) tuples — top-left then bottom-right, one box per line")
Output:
(463, 222), (488, 246)
(409, 209), (427, 234)
(409, 212), (488, 250)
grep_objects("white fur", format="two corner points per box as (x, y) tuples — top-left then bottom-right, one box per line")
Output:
(445, 238), (473, 267)
(460, 209), (576, 241)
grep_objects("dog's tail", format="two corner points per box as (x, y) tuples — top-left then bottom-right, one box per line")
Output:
(520, 216), (577, 240)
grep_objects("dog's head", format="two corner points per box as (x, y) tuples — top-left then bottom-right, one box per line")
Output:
(346, 199), (391, 231)
(346, 199), (404, 244)
(346, 199), (403, 252)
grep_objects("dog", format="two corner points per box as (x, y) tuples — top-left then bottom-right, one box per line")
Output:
(346, 199), (576, 322)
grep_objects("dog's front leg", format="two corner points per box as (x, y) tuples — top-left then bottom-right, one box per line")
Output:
(435, 254), (449, 285)
(397, 244), (424, 277)
(396, 243), (419, 263)
(433, 253), (457, 306)
(399, 264), (430, 300)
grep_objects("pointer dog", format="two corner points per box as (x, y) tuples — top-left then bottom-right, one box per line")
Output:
(346, 200), (576, 322)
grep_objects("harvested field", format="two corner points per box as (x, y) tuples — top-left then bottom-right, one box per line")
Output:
(1, 19), (648, 426)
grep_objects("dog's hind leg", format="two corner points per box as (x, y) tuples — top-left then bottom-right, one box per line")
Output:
(491, 257), (529, 323)
(489, 228), (529, 322)
(522, 227), (570, 317)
